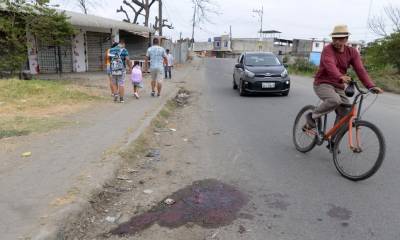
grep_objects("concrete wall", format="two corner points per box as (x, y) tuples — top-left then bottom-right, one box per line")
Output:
(231, 39), (274, 55)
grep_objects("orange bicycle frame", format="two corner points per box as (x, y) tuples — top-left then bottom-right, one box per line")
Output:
(324, 106), (360, 150)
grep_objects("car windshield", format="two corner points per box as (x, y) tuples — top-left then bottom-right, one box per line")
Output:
(245, 54), (281, 66)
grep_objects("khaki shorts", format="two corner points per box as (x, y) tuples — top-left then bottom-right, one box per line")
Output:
(150, 68), (164, 83)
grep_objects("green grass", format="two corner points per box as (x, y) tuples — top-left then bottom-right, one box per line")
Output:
(0, 116), (69, 139)
(0, 79), (105, 139)
(0, 79), (104, 111)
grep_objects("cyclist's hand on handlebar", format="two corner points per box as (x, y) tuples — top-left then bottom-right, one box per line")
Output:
(340, 75), (352, 84)
(369, 86), (384, 94)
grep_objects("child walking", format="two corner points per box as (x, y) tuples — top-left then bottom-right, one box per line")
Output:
(131, 61), (143, 99)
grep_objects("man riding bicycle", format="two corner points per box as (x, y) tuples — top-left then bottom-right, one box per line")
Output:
(306, 25), (384, 148)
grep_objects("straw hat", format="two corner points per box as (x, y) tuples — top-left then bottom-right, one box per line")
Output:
(330, 25), (350, 38)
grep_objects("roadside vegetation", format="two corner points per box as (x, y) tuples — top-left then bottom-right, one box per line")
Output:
(288, 4), (400, 93)
(0, 79), (105, 139)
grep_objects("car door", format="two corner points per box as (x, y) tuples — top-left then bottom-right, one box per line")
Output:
(234, 54), (244, 84)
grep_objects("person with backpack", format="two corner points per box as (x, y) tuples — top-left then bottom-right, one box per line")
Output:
(109, 39), (131, 103)
(131, 61), (143, 99)
(105, 42), (119, 96)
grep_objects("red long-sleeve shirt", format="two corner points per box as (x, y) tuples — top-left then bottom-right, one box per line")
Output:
(314, 44), (375, 89)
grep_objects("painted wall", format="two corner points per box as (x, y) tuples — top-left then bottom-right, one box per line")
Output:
(309, 52), (321, 65)
(72, 30), (86, 72)
(26, 31), (39, 74)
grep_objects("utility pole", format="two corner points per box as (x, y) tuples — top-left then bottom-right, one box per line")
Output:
(253, 6), (264, 40)
(158, 0), (163, 36)
(191, 3), (197, 44)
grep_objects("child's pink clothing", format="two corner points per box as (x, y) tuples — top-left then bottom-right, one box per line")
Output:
(131, 66), (143, 83)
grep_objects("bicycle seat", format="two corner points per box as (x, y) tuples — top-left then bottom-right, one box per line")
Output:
(341, 103), (353, 108)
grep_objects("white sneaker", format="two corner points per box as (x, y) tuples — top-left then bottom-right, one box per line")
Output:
(134, 93), (140, 99)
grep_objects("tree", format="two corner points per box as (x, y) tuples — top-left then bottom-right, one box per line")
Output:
(190, 0), (219, 43)
(0, 0), (75, 75)
(117, 0), (157, 27)
(77, 0), (91, 14)
(365, 5), (400, 72)
(368, 4), (400, 37)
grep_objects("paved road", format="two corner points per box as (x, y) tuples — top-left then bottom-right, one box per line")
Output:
(196, 58), (400, 240)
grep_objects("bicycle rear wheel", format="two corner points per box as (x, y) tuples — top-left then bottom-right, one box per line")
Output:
(293, 105), (318, 153)
(333, 120), (385, 181)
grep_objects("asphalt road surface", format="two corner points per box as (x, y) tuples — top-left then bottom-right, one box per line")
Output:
(194, 58), (400, 240)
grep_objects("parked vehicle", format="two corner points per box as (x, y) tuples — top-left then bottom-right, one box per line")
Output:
(233, 52), (290, 96)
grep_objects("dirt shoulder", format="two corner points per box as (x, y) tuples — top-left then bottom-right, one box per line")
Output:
(58, 59), (254, 240)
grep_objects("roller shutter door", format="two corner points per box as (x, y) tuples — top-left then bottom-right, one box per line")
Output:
(86, 32), (111, 71)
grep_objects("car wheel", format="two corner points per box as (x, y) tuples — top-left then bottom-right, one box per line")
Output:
(282, 89), (289, 96)
(233, 76), (238, 90)
(239, 80), (247, 96)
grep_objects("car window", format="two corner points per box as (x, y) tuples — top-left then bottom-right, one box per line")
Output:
(245, 54), (281, 66)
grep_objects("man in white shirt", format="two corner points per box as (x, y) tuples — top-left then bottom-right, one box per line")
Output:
(164, 49), (174, 79)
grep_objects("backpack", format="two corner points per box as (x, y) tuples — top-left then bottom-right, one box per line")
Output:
(110, 49), (124, 76)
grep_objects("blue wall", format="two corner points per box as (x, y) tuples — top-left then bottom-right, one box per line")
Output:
(309, 52), (321, 66)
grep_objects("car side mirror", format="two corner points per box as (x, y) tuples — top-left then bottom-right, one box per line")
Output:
(235, 63), (243, 69)
(283, 63), (289, 68)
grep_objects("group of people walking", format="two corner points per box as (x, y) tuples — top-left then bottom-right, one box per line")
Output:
(105, 38), (174, 103)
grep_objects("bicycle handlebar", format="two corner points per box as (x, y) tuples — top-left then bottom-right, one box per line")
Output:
(349, 79), (374, 95)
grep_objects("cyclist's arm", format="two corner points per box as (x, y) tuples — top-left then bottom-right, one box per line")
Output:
(350, 49), (375, 89)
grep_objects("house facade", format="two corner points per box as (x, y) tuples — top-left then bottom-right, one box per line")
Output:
(26, 10), (153, 74)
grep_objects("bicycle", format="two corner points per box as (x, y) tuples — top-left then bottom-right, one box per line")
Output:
(292, 79), (386, 181)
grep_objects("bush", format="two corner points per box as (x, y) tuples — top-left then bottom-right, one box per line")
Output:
(289, 58), (318, 75)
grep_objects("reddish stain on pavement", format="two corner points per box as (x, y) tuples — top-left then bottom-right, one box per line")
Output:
(110, 179), (248, 236)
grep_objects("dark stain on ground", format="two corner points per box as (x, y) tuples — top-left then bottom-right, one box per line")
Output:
(264, 193), (290, 211)
(110, 179), (248, 236)
(327, 204), (352, 221)
(341, 222), (349, 227)
(238, 213), (254, 220)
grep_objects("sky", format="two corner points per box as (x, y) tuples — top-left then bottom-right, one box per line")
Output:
(50, 0), (400, 43)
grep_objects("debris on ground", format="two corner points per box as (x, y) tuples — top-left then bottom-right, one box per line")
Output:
(143, 189), (153, 194)
(117, 176), (130, 181)
(105, 216), (117, 223)
(238, 225), (246, 234)
(174, 88), (191, 106)
(145, 149), (161, 158)
(21, 152), (32, 157)
(164, 198), (175, 205)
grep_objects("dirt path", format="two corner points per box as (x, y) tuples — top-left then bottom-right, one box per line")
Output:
(0, 62), (198, 240)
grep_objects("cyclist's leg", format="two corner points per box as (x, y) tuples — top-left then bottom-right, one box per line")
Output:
(334, 88), (351, 124)
(311, 84), (342, 120)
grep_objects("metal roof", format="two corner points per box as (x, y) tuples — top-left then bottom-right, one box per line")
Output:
(64, 10), (153, 38)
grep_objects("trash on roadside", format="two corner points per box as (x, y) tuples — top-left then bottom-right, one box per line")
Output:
(127, 169), (139, 174)
(145, 149), (160, 158)
(117, 176), (130, 181)
(183, 138), (188, 142)
(21, 152), (32, 157)
(169, 128), (177, 132)
(105, 216), (116, 223)
(143, 189), (153, 194)
(164, 198), (175, 205)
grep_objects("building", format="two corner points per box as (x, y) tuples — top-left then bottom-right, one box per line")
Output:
(193, 31), (292, 59)
(25, 10), (153, 74)
(309, 39), (365, 65)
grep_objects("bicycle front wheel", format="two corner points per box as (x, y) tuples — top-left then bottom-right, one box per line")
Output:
(333, 120), (386, 181)
(293, 105), (318, 153)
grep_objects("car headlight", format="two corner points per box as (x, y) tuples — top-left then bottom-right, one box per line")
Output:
(281, 69), (288, 78)
(245, 69), (255, 78)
